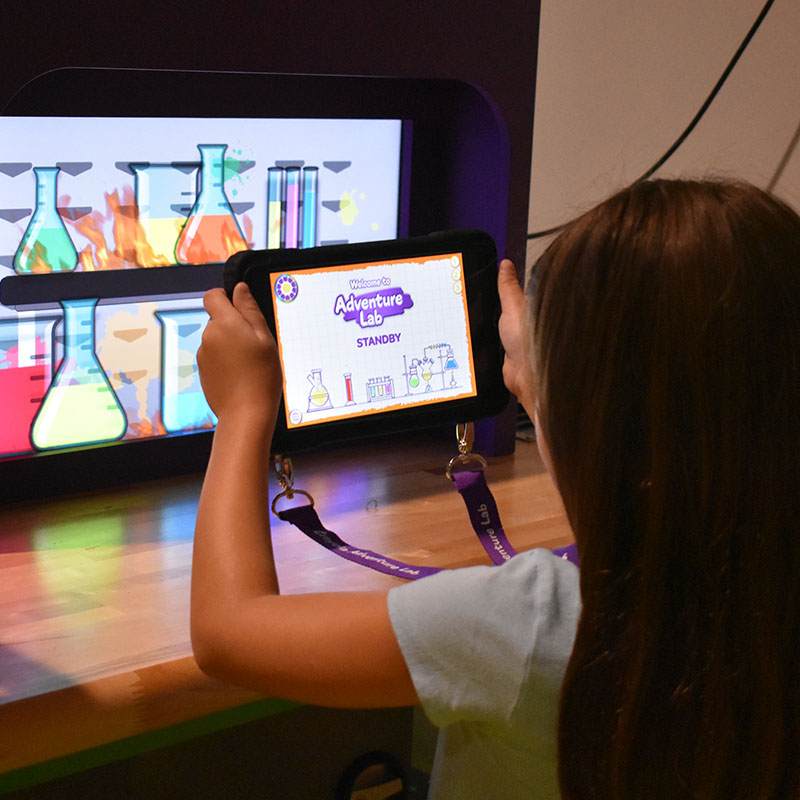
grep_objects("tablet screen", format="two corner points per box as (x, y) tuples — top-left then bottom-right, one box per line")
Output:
(270, 252), (477, 429)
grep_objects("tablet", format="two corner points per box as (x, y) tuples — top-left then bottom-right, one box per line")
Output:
(224, 230), (507, 452)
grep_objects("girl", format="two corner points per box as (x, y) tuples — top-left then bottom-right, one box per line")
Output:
(192, 178), (800, 799)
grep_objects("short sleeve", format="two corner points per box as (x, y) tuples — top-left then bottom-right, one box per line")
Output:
(387, 548), (580, 729)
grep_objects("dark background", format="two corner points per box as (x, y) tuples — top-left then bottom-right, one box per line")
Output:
(1, 0), (540, 267)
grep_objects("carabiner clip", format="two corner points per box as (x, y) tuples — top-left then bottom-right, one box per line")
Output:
(456, 421), (474, 455)
(271, 454), (315, 517)
(446, 422), (488, 480)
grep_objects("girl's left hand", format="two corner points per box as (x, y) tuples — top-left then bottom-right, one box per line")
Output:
(197, 282), (282, 424)
(497, 259), (536, 415)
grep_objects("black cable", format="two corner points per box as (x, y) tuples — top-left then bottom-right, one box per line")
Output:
(527, 0), (778, 240)
(766, 116), (800, 194)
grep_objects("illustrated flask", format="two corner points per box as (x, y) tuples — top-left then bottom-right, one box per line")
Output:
(31, 298), (127, 449)
(175, 145), (247, 264)
(14, 167), (78, 274)
(307, 368), (333, 411)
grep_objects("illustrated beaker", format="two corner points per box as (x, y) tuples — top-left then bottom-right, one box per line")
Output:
(31, 298), (127, 450)
(0, 314), (60, 456)
(175, 145), (248, 264)
(307, 368), (333, 411)
(13, 167), (78, 274)
(155, 308), (217, 432)
(131, 163), (197, 265)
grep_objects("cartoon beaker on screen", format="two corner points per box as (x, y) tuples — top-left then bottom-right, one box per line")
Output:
(13, 167), (78, 274)
(175, 145), (247, 264)
(32, 298), (127, 450)
(131, 162), (198, 265)
(155, 308), (217, 432)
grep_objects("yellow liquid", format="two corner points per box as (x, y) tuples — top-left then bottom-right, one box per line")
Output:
(33, 382), (127, 449)
(140, 217), (186, 264)
(268, 201), (283, 249)
(309, 388), (329, 407)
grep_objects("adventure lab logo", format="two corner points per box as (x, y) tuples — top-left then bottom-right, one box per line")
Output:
(333, 285), (413, 328)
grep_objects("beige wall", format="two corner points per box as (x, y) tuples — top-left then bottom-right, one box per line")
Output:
(527, 0), (800, 263)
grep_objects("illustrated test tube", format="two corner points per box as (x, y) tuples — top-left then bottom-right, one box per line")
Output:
(284, 167), (301, 249)
(267, 167), (284, 249)
(344, 372), (355, 405)
(302, 167), (318, 248)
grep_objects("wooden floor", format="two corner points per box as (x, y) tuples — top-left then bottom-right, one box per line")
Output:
(0, 433), (572, 777)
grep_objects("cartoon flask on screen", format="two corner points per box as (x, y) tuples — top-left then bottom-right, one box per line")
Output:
(307, 368), (333, 411)
(14, 167), (78, 273)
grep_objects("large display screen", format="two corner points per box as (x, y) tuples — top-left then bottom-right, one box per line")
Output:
(0, 116), (403, 459)
(270, 252), (477, 430)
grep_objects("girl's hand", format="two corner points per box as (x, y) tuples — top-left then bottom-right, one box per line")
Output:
(497, 259), (536, 416)
(197, 283), (282, 425)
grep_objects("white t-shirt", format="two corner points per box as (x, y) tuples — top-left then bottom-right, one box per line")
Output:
(388, 548), (580, 799)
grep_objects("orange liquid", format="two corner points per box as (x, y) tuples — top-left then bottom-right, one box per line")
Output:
(175, 214), (247, 264)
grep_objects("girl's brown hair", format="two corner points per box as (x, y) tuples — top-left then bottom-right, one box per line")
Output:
(530, 180), (800, 799)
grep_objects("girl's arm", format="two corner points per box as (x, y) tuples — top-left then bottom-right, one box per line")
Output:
(190, 283), (419, 708)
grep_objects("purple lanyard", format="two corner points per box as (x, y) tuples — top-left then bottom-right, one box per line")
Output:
(278, 502), (444, 579)
(277, 467), (520, 580)
(273, 429), (579, 579)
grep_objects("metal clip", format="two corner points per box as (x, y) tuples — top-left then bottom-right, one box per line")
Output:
(273, 454), (295, 492)
(456, 421), (474, 455)
(446, 422), (488, 480)
(271, 454), (315, 516)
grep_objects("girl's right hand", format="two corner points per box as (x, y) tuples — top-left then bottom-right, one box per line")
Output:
(197, 282), (282, 426)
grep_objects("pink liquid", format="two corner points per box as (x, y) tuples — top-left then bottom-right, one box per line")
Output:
(285, 181), (300, 248)
(0, 366), (46, 455)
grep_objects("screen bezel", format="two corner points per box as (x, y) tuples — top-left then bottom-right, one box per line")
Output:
(224, 230), (507, 452)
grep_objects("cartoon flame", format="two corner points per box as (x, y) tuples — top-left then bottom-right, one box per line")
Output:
(20, 240), (55, 274)
(126, 412), (168, 439)
(63, 187), (253, 270)
(65, 186), (173, 271)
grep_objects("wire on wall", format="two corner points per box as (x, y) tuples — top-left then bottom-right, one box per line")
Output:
(527, 0), (778, 240)
(766, 117), (800, 194)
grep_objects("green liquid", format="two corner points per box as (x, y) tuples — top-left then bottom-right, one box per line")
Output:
(15, 226), (78, 273)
